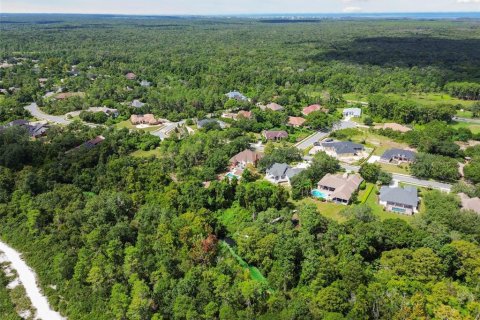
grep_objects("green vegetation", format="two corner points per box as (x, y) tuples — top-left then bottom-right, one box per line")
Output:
(0, 14), (479, 320)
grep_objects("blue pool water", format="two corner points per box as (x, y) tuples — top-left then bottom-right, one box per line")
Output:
(311, 189), (327, 199)
(226, 172), (240, 179)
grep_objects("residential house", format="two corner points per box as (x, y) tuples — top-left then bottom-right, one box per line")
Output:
(380, 149), (416, 165)
(140, 80), (151, 87)
(229, 149), (263, 169)
(458, 193), (480, 214)
(226, 91), (248, 101)
(266, 163), (304, 185)
(237, 110), (252, 120)
(263, 130), (288, 141)
(88, 107), (119, 118)
(374, 123), (412, 133)
(83, 136), (105, 149)
(320, 141), (365, 158)
(264, 103), (284, 112)
(222, 110), (253, 121)
(316, 173), (363, 204)
(131, 99), (145, 108)
(343, 108), (362, 118)
(288, 116), (306, 128)
(379, 186), (419, 215)
(197, 119), (227, 129)
(126, 72), (137, 80)
(302, 104), (327, 116)
(0, 120), (48, 139)
(130, 114), (162, 125)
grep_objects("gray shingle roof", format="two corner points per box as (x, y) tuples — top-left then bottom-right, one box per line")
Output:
(380, 186), (418, 207)
(321, 141), (364, 155)
(381, 148), (417, 161)
(267, 163), (289, 177)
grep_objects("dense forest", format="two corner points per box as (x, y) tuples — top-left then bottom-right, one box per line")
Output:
(1, 15), (480, 320)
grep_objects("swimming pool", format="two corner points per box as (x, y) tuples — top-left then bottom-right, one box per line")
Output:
(226, 172), (240, 180)
(311, 189), (328, 199)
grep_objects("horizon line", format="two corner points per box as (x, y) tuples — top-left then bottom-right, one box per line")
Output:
(2, 11), (480, 17)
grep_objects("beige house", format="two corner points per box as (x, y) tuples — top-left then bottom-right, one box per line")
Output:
(229, 149), (263, 169)
(130, 114), (162, 125)
(316, 173), (363, 204)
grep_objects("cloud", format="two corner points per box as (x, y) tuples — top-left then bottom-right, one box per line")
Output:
(343, 6), (362, 12)
(457, 0), (480, 2)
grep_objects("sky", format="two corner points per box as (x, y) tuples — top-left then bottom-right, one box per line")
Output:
(1, 0), (480, 15)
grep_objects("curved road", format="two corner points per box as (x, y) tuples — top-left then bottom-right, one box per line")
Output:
(24, 103), (71, 125)
(24, 103), (99, 128)
(0, 240), (65, 320)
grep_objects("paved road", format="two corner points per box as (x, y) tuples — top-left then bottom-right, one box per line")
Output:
(295, 120), (357, 150)
(25, 102), (101, 128)
(391, 174), (452, 192)
(453, 117), (480, 124)
(25, 102), (71, 124)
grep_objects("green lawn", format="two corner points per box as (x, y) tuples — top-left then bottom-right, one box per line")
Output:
(378, 162), (410, 175)
(348, 129), (411, 156)
(456, 110), (474, 119)
(344, 92), (476, 108)
(450, 121), (480, 134)
(131, 148), (162, 158)
(301, 198), (348, 222)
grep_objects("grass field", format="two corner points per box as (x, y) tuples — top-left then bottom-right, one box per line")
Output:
(348, 129), (411, 156)
(378, 162), (410, 175)
(344, 92), (476, 108)
(450, 121), (480, 134)
(130, 148), (162, 158)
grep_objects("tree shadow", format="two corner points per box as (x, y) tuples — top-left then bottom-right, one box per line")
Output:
(312, 36), (480, 81)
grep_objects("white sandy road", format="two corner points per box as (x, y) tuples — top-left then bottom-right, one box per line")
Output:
(0, 240), (65, 320)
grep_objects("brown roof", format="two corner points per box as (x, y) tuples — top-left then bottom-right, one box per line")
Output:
(130, 114), (161, 125)
(458, 193), (480, 214)
(263, 130), (288, 140)
(230, 149), (263, 165)
(125, 72), (137, 80)
(55, 92), (85, 100)
(288, 116), (306, 127)
(302, 104), (327, 116)
(266, 103), (284, 111)
(237, 110), (252, 119)
(374, 123), (412, 133)
(318, 173), (363, 201)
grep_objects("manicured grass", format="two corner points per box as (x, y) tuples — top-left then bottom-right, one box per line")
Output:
(130, 148), (162, 158)
(300, 198), (348, 223)
(116, 120), (164, 132)
(450, 121), (480, 134)
(456, 110), (474, 119)
(344, 92), (476, 108)
(378, 162), (410, 175)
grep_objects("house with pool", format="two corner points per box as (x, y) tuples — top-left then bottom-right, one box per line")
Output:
(379, 186), (419, 215)
(313, 173), (363, 205)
